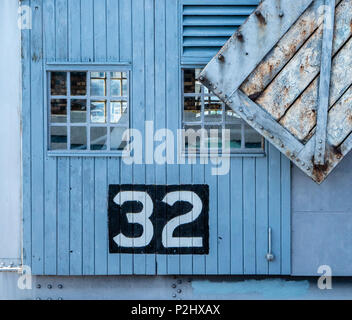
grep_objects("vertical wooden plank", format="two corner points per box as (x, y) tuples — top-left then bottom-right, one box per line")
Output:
(132, 0), (146, 275)
(82, 159), (95, 275)
(30, 0), (44, 274)
(205, 163), (218, 274)
(55, 0), (70, 276)
(193, 164), (206, 274)
(69, 159), (83, 275)
(94, 159), (108, 275)
(255, 153), (269, 274)
(166, 0), (180, 275)
(217, 165), (231, 274)
(21, 0), (32, 270)
(107, 158), (120, 275)
(81, 0), (95, 275)
(119, 0), (133, 275)
(230, 158), (243, 274)
(93, 0), (108, 275)
(107, 0), (120, 276)
(68, 0), (83, 276)
(243, 158), (256, 274)
(119, 0), (132, 62)
(144, 0), (156, 275)
(281, 154), (291, 274)
(106, 0), (120, 61)
(314, 0), (335, 164)
(179, 163), (192, 275)
(57, 159), (70, 275)
(268, 144), (281, 274)
(43, 0), (57, 275)
(154, 0), (167, 275)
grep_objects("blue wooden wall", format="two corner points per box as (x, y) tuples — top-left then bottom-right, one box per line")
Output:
(22, 0), (291, 275)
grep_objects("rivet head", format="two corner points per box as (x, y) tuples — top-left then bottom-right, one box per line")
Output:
(47, 284), (52, 289)
(199, 76), (204, 81)
(239, 107), (243, 112)
(279, 11), (284, 17)
(172, 294), (177, 298)
(36, 284), (41, 289)
(172, 284), (176, 288)
(177, 289), (182, 294)
(58, 284), (63, 289)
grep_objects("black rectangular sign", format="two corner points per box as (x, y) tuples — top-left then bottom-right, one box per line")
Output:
(108, 185), (209, 254)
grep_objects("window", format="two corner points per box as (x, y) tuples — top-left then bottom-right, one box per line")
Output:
(182, 68), (264, 154)
(49, 70), (129, 153)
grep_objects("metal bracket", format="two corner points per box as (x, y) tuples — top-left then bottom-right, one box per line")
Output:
(265, 227), (275, 262)
(314, 0), (336, 165)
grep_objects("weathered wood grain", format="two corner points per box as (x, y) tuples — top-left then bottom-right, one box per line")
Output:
(314, 0), (335, 165)
(199, 0), (314, 100)
(255, 0), (352, 120)
(241, 0), (328, 99)
(327, 86), (352, 146)
(281, 36), (352, 141)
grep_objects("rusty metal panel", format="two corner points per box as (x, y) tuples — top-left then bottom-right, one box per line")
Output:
(199, 0), (352, 183)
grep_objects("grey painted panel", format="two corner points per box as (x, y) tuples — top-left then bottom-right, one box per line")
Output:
(292, 151), (352, 275)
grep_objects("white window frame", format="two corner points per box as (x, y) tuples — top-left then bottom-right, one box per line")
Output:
(45, 64), (131, 156)
(181, 67), (265, 155)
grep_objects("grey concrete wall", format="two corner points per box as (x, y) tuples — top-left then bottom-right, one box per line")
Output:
(0, 0), (22, 264)
(292, 151), (352, 276)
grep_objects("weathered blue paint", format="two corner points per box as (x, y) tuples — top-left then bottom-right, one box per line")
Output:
(192, 279), (310, 299)
(22, 0), (291, 276)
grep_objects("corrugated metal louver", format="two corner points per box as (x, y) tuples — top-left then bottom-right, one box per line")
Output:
(182, 0), (259, 61)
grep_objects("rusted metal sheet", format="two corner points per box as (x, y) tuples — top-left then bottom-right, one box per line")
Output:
(200, 0), (352, 183)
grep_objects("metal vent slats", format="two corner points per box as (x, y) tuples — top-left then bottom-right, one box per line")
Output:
(182, 2), (259, 61)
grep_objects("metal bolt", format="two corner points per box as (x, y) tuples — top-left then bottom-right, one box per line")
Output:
(177, 289), (182, 294)
(218, 54), (225, 62)
(239, 107), (243, 112)
(172, 294), (176, 298)
(218, 91), (222, 94)
(307, 167), (310, 171)
(279, 11), (284, 17)
(172, 284), (176, 288)
(36, 284), (41, 289)
(58, 284), (63, 289)
(259, 126), (264, 130)
(236, 31), (244, 41)
(281, 144), (285, 148)
(301, 162), (305, 166)
(319, 140), (323, 144)
(47, 284), (52, 289)
(269, 135), (274, 139)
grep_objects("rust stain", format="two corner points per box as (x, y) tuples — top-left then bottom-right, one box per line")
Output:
(255, 10), (267, 25)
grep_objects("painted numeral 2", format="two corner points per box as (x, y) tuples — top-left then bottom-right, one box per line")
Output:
(108, 185), (209, 254)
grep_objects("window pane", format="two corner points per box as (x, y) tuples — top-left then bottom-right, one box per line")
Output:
(70, 127), (87, 150)
(225, 123), (242, 149)
(50, 126), (67, 150)
(71, 72), (87, 96)
(50, 99), (67, 123)
(225, 104), (241, 121)
(245, 124), (263, 149)
(71, 99), (86, 123)
(90, 127), (107, 150)
(91, 101), (106, 123)
(184, 97), (201, 122)
(111, 79), (121, 96)
(90, 72), (106, 96)
(184, 124), (202, 151)
(111, 127), (128, 151)
(204, 96), (223, 122)
(204, 125), (222, 150)
(51, 72), (67, 95)
(111, 101), (128, 124)
(184, 69), (202, 94)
